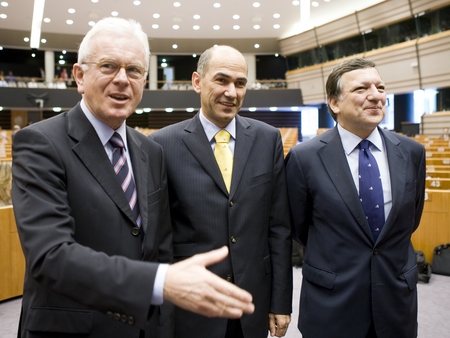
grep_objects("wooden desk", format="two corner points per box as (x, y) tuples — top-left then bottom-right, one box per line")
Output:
(412, 190), (450, 263)
(0, 206), (25, 301)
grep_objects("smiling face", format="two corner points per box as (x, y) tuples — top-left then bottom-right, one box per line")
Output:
(73, 31), (146, 130)
(192, 46), (248, 128)
(328, 67), (386, 139)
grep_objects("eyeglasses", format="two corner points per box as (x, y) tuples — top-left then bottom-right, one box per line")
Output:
(83, 60), (147, 80)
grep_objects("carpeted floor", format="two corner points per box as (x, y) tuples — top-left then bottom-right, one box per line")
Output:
(1, 267), (449, 337)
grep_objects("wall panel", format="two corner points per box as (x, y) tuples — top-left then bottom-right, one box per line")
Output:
(287, 65), (326, 105)
(411, 0), (450, 13)
(315, 15), (359, 46)
(357, 0), (411, 32)
(279, 30), (317, 57)
(418, 31), (450, 89)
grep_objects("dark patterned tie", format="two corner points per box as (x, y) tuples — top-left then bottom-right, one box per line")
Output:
(359, 140), (385, 241)
(109, 133), (142, 230)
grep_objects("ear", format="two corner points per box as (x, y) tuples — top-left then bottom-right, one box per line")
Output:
(328, 96), (340, 115)
(192, 72), (201, 94)
(72, 64), (85, 95)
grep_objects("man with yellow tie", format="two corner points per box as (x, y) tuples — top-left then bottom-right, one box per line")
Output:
(150, 45), (292, 338)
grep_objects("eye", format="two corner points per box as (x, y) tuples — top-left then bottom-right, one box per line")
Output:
(99, 61), (118, 74)
(236, 81), (247, 88)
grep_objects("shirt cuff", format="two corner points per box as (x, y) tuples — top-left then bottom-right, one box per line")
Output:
(151, 263), (169, 305)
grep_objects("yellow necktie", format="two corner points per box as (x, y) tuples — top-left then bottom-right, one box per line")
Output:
(214, 130), (233, 193)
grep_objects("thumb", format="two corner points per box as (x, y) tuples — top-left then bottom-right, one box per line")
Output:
(196, 246), (229, 268)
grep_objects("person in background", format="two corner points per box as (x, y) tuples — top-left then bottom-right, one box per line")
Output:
(150, 45), (292, 338)
(0, 160), (12, 206)
(285, 57), (425, 338)
(12, 18), (254, 338)
(11, 124), (21, 140)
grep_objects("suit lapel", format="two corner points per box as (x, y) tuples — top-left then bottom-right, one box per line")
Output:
(377, 128), (408, 242)
(230, 116), (253, 197)
(67, 105), (138, 225)
(318, 128), (374, 240)
(182, 114), (229, 194)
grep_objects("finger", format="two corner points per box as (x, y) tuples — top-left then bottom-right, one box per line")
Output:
(194, 246), (229, 267)
(268, 314), (277, 336)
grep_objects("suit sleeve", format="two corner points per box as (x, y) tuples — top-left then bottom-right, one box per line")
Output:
(12, 127), (160, 330)
(413, 144), (426, 232)
(268, 131), (293, 314)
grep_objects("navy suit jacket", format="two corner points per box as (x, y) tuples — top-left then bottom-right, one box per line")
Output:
(285, 127), (425, 338)
(12, 103), (172, 338)
(151, 113), (292, 338)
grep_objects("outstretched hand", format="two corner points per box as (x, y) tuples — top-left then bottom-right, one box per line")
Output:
(164, 246), (255, 318)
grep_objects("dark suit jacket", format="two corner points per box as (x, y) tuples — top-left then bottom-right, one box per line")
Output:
(12, 103), (172, 338)
(150, 113), (292, 338)
(285, 127), (426, 338)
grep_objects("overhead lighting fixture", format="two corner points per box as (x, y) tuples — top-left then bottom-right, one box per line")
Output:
(135, 109), (143, 114)
(193, 14), (200, 19)
(233, 25), (240, 30)
(213, 3), (221, 8)
(0, 14), (7, 19)
(249, 107), (257, 112)
(173, 24), (180, 30)
(273, 13), (280, 19)
(111, 11), (118, 16)
(165, 108), (174, 113)
(193, 25), (200, 30)
(186, 108), (195, 112)
(153, 13), (160, 19)
(270, 107), (278, 111)
(30, 0), (45, 49)
(254, 44), (260, 48)
(253, 25), (260, 30)
(273, 24), (280, 29)
(133, 1), (141, 5)
(173, 2), (181, 7)
(1, 2), (9, 8)
(213, 25), (220, 30)
(233, 14), (240, 20)
(172, 44), (178, 49)
(253, 2), (260, 8)
(53, 107), (62, 112)
(143, 108), (151, 113)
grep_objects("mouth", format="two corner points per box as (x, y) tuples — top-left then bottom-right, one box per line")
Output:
(219, 101), (236, 107)
(110, 94), (129, 101)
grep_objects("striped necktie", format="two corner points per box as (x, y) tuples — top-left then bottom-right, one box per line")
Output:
(109, 132), (142, 229)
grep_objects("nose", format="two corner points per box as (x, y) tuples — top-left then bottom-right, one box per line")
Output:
(224, 83), (237, 98)
(113, 67), (129, 82)
(367, 84), (384, 101)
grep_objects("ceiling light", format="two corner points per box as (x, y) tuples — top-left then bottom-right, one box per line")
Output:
(152, 24), (159, 29)
(133, 1), (141, 5)
(135, 109), (143, 114)
(165, 108), (174, 113)
(31, 53), (36, 57)
(0, 13), (6, 19)
(233, 25), (240, 30)
(172, 44), (178, 49)
(62, 50), (66, 54)
(273, 13), (280, 19)
(253, 2), (260, 8)
(53, 107), (62, 112)
(253, 25), (260, 30)
(173, 2), (181, 7)
(1, 2), (9, 7)
(0, 107), (3, 111)
(91, 0), (98, 3)
(186, 108), (195, 112)
(292, 0), (300, 5)
(43, 17), (50, 23)
(291, 107), (299, 111)
(275, 53), (279, 57)
(59, 60), (65, 64)
(173, 24), (180, 30)
(270, 107), (278, 111)
(193, 25), (200, 30)
(249, 107), (257, 112)
(193, 14), (200, 19)
(312, 1), (319, 7)
(30, 0), (45, 49)
(41, 38), (46, 43)
(111, 11), (118, 16)
(143, 108), (151, 113)
(153, 13), (160, 19)
(66, 20), (73, 25)
(68, 8), (75, 14)
(233, 14), (240, 20)
(89, 21), (95, 27)
(213, 3), (221, 8)
(192, 54), (197, 58)
(273, 24), (280, 29)
(254, 44), (260, 48)
(161, 62), (167, 67)
(213, 25), (220, 30)
(24, 37), (30, 42)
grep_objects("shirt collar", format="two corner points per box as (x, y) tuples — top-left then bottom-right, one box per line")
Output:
(199, 109), (236, 142)
(80, 99), (128, 149)
(337, 123), (383, 155)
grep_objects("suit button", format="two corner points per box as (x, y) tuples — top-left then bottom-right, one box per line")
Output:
(231, 236), (237, 243)
(226, 274), (232, 282)
(229, 200), (234, 207)
(114, 313), (121, 321)
(128, 316), (135, 325)
(373, 248), (378, 255)
(131, 227), (140, 236)
(121, 314), (128, 323)
(106, 311), (113, 318)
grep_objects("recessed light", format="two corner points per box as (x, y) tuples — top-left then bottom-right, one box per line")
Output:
(186, 108), (195, 112)
(1, 2), (9, 7)
(89, 21), (95, 27)
(43, 17), (50, 23)
(173, 24), (180, 30)
(292, 0), (299, 5)
(249, 107), (257, 112)
(193, 14), (200, 20)
(165, 108), (174, 113)
(152, 24), (159, 29)
(41, 38), (46, 43)
(68, 8), (75, 14)
(253, 25), (260, 30)
(91, 0), (99, 3)
(135, 110), (143, 114)
(24, 37), (30, 42)
(153, 13), (160, 19)
(233, 25), (240, 30)
(173, 2), (181, 7)
(213, 3), (221, 8)
(273, 24), (280, 29)
(273, 13), (280, 19)
(66, 20), (73, 25)
(193, 25), (200, 30)
(111, 11), (118, 16)
(312, 1), (319, 7)
(213, 25), (220, 30)
(291, 107), (299, 111)
(233, 14), (240, 20)
(143, 108), (151, 113)
(0, 14), (6, 19)
(133, 1), (141, 5)
(53, 107), (62, 112)
(253, 2), (260, 8)
(270, 107), (278, 111)
(172, 44), (178, 49)
(254, 44), (260, 48)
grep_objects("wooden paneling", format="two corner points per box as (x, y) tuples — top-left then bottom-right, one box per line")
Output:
(0, 206), (25, 301)
(287, 65), (326, 105)
(412, 190), (450, 262)
(418, 31), (450, 89)
(411, 0), (450, 13)
(279, 29), (317, 57)
(357, 0), (411, 32)
(422, 111), (450, 137)
(315, 14), (359, 46)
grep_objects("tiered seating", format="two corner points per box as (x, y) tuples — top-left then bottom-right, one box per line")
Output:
(279, 128), (298, 158)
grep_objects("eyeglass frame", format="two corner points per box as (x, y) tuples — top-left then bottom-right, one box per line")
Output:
(81, 59), (148, 80)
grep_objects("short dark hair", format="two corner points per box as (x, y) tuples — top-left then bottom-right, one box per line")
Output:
(326, 58), (376, 121)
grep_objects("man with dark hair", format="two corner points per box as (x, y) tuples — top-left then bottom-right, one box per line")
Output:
(286, 57), (425, 337)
